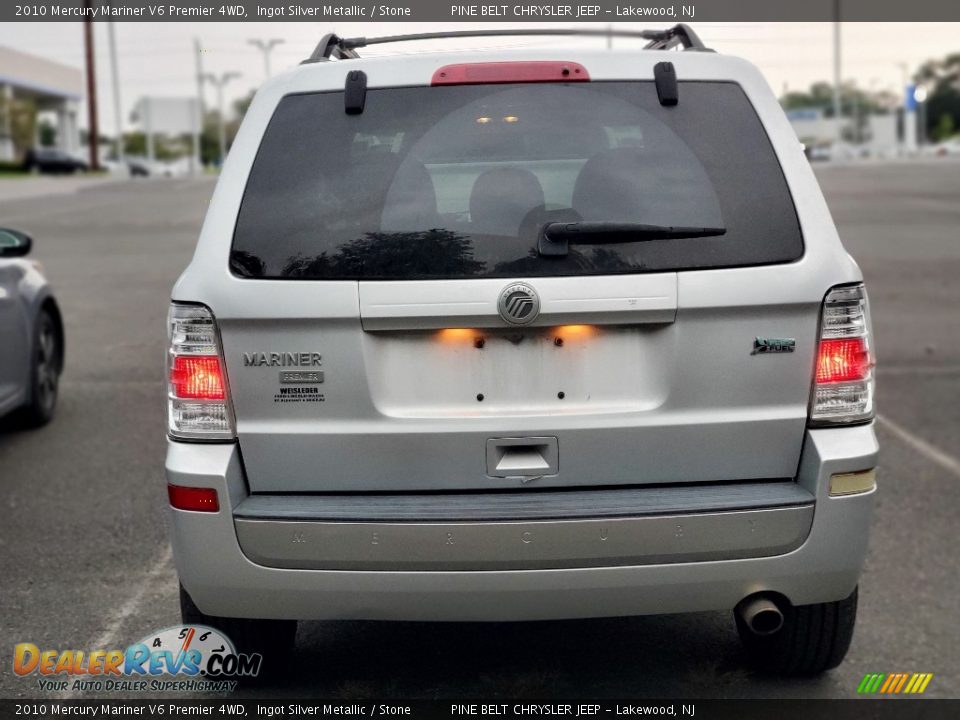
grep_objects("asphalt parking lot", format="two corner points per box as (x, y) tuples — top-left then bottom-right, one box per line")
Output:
(1, 162), (958, 699)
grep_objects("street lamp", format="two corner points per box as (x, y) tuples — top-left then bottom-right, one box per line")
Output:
(248, 39), (285, 81)
(202, 71), (240, 165)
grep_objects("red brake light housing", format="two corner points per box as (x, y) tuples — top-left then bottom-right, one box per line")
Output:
(809, 284), (875, 426)
(167, 303), (235, 440)
(170, 356), (225, 400)
(432, 61), (590, 86)
(815, 338), (870, 384)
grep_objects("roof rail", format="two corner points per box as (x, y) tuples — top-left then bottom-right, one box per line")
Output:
(301, 25), (711, 64)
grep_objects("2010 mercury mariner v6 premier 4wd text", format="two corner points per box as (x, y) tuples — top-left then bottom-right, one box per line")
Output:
(166, 26), (877, 674)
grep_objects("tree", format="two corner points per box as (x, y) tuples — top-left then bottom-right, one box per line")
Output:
(935, 113), (956, 142)
(0, 96), (37, 160)
(38, 119), (56, 147)
(916, 53), (960, 140)
(200, 109), (223, 165)
(233, 90), (255, 120)
(781, 81), (895, 119)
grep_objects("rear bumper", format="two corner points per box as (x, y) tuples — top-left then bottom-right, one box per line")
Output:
(231, 484), (815, 571)
(166, 424), (877, 621)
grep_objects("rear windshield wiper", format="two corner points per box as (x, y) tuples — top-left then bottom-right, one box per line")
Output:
(537, 222), (726, 257)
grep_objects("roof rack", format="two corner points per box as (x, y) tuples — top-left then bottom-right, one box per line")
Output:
(302, 25), (711, 64)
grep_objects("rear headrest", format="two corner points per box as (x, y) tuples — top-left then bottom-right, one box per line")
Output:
(572, 148), (648, 222)
(469, 167), (545, 237)
(381, 162), (439, 232)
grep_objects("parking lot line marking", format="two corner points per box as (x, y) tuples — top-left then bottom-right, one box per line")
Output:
(90, 545), (173, 651)
(877, 414), (960, 478)
(60, 545), (173, 699)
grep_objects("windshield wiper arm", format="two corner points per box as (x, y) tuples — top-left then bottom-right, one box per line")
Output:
(537, 222), (726, 257)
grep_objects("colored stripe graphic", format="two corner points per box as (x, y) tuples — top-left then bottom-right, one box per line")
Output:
(904, 674), (919, 693)
(858, 672), (933, 694)
(858, 673), (884, 694)
(893, 673), (909, 693)
(880, 674), (897, 693)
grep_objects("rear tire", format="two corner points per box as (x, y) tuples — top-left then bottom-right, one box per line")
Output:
(736, 587), (858, 675)
(179, 584), (296, 676)
(17, 308), (61, 428)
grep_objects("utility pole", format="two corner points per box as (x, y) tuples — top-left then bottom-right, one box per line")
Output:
(193, 38), (206, 173)
(83, 2), (100, 170)
(203, 72), (240, 165)
(107, 18), (123, 166)
(247, 38), (284, 81)
(832, 0), (842, 141)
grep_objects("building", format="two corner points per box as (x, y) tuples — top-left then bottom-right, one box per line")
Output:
(0, 46), (83, 162)
(131, 96), (201, 162)
(785, 108), (846, 145)
(786, 106), (901, 157)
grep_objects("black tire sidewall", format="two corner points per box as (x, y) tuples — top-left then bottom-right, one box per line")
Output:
(24, 309), (60, 426)
(736, 587), (858, 675)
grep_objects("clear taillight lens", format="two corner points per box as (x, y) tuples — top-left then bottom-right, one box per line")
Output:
(809, 283), (875, 426)
(167, 303), (235, 440)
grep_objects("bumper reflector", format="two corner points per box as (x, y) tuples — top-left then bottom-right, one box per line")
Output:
(829, 469), (876, 496)
(168, 484), (220, 512)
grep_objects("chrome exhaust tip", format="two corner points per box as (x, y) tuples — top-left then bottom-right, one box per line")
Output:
(738, 595), (785, 636)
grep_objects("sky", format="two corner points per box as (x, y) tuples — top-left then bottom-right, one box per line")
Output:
(1, 21), (959, 135)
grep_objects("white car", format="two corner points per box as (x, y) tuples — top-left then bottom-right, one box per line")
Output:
(932, 138), (960, 156)
(165, 26), (877, 675)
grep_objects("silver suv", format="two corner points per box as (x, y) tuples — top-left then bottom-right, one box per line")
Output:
(166, 26), (877, 675)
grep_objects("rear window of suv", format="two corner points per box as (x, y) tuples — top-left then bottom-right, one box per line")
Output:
(231, 81), (802, 280)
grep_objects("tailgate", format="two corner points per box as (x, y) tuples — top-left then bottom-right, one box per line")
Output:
(221, 273), (818, 493)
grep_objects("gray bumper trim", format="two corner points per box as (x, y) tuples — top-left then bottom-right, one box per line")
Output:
(233, 481), (812, 522)
(234, 504), (814, 571)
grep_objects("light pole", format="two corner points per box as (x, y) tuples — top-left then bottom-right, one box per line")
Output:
(832, 0), (842, 139)
(914, 85), (929, 147)
(203, 72), (240, 165)
(107, 19), (123, 166)
(247, 39), (285, 81)
(193, 38), (206, 174)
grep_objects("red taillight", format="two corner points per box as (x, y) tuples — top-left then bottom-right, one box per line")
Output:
(432, 61), (590, 86)
(815, 338), (870, 384)
(170, 356), (225, 400)
(168, 485), (219, 512)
